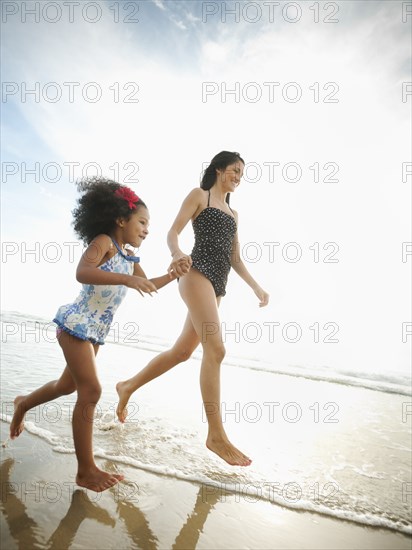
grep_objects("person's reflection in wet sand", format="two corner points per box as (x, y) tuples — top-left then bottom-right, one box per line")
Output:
(102, 460), (158, 550)
(1, 454), (225, 550)
(0, 458), (44, 549)
(47, 489), (115, 549)
(111, 482), (220, 550)
(104, 458), (221, 550)
(172, 484), (221, 550)
(114, 489), (159, 550)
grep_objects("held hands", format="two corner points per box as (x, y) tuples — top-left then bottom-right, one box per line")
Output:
(253, 285), (270, 308)
(168, 253), (192, 278)
(127, 276), (158, 297)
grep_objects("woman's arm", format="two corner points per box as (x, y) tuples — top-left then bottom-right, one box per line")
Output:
(76, 235), (157, 296)
(230, 213), (270, 308)
(167, 188), (203, 276)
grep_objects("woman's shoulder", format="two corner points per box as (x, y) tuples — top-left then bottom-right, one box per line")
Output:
(182, 187), (207, 206)
(230, 208), (239, 223)
(187, 187), (206, 199)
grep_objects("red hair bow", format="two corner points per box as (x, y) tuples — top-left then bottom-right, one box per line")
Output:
(115, 186), (140, 209)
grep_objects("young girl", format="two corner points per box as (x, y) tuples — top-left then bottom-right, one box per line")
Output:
(116, 152), (269, 467)
(9, 178), (187, 492)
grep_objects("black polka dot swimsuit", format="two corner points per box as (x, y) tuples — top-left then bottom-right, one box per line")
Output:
(190, 190), (237, 297)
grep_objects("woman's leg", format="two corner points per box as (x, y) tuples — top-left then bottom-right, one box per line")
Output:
(10, 365), (77, 439)
(57, 331), (123, 491)
(116, 313), (200, 422)
(179, 269), (251, 467)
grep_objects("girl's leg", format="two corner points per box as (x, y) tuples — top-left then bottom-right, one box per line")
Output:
(10, 365), (77, 439)
(116, 313), (200, 422)
(179, 269), (251, 467)
(58, 331), (123, 491)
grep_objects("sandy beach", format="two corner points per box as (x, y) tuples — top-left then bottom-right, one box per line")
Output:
(1, 421), (411, 550)
(1, 311), (411, 548)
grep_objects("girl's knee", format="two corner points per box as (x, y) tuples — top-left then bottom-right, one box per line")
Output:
(60, 384), (76, 395)
(77, 382), (102, 403)
(56, 379), (76, 395)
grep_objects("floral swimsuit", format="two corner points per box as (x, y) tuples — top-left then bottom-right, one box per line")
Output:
(53, 239), (138, 345)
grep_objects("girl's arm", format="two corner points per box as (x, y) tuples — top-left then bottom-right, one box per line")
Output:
(76, 235), (157, 296)
(133, 262), (179, 291)
(230, 212), (270, 308)
(167, 188), (204, 276)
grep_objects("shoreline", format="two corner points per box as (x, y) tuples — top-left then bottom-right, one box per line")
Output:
(1, 311), (410, 399)
(1, 423), (411, 550)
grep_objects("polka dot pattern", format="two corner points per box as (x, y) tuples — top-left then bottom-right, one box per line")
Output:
(191, 206), (237, 297)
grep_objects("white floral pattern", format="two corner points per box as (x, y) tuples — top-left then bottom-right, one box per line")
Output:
(53, 250), (133, 345)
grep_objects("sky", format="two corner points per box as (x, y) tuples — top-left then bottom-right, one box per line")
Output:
(1, 0), (411, 379)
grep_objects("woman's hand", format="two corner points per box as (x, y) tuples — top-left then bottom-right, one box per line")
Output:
(127, 276), (158, 297)
(168, 253), (192, 278)
(253, 285), (270, 307)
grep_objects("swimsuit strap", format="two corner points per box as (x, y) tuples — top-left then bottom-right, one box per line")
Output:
(207, 189), (234, 217)
(112, 238), (140, 263)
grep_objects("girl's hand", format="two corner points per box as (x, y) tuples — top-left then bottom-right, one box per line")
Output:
(127, 276), (158, 297)
(168, 253), (192, 278)
(253, 285), (269, 308)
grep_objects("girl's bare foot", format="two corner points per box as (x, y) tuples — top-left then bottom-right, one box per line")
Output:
(206, 436), (252, 467)
(115, 381), (131, 423)
(76, 468), (124, 492)
(10, 396), (26, 439)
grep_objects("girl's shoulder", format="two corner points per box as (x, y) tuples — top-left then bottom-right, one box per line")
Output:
(89, 233), (113, 245)
(87, 234), (114, 253)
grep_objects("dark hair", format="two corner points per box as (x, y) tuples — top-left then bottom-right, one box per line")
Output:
(72, 177), (147, 244)
(200, 151), (245, 205)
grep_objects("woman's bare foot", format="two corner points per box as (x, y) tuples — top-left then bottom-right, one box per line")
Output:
(10, 396), (26, 439)
(115, 381), (132, 423)
(76, 467), (124, 492)
(206, 436), (252, 467)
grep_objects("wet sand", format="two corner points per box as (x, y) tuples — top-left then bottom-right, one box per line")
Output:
(1, 423), (410, 550)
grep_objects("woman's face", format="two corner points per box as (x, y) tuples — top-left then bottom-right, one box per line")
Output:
(217, 161), (244, 192)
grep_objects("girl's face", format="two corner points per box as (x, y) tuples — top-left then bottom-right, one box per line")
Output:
(217, 161), (244, 192)
(121, 206), (150, 247)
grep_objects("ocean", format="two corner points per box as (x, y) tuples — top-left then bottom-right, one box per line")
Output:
(1, 310), (411, 536)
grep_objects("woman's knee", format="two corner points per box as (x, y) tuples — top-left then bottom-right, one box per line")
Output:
(203, 342), (226, 364)
(172, 344), (196, 364)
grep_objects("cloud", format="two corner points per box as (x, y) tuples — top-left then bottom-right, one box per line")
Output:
(170, 15), (187, 30)
(152, 0), (166, 11)
(1, 0), (409, 372)
(151, 0), (190, 31)
(185, 11), (201, 24)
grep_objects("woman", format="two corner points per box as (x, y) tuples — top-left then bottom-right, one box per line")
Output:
(117, 151), (269, 466)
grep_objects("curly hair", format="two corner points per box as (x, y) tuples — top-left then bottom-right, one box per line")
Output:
(200, 151), (244, 206)
(72, 177), (147, 244)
